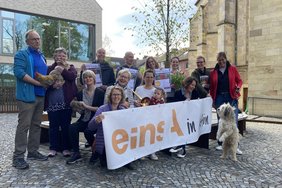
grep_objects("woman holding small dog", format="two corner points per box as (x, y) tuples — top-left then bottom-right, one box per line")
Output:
(45, 47), (77, 157)
(66, 70), (105, 164)
(209, 52), (243, 154)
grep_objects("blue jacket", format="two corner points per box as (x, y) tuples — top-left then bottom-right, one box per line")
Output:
(13, 48), (46, 102)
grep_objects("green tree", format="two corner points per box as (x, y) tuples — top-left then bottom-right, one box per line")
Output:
(125, 0), (194, 67)
(29, 17), (84, 60)
(103, 35), (115, 56)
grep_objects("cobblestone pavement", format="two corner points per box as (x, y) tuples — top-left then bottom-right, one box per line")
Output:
(0, 113), (281, 188)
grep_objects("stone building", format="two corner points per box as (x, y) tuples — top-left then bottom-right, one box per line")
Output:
(188, 0), (282, 117)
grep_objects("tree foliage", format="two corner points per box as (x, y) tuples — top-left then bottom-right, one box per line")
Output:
(103, 35), (115, 56)
(24, 16), (84, 59)
(125, 0), (194, 67)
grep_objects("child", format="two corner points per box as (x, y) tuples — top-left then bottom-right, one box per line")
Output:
(145, 87), (166, 161)
(149, 87), (166, 105)
(45, 73), (70, 157)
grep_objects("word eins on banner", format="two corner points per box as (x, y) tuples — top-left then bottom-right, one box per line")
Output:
(111, 109), (184, 155)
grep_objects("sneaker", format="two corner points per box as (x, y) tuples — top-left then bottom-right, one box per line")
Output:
(236, 148), (243, 155)
(27, 151), (48, 161)
(12, 158), (29, 169)
(48, 150), (57, 157)
(125, 163), (135, 170)
(62, 150), (71, 157)
(66, 152), (82, 164)
(169, 146), (182, 153)
(177, 148), (187, 158)
(149, 153), (158, 160)
(89, 153), (99, 165)
(140, 156), (146, 160)
(216, 145), (223, 151)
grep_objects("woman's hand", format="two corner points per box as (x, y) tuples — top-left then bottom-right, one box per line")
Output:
(134, 99), (142, 107)
(122, 101), (130, 108)
(79, 101), (87, 109)
(95, 114), (105, 124)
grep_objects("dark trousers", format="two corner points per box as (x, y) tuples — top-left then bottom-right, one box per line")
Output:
(48, 109), (72, 151)
(69, 120), (96, 152)
(99, 149), (107, 167)
(190, 133), (209, 149)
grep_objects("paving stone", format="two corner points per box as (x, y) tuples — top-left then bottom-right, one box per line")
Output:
(0, 113), (281, 187)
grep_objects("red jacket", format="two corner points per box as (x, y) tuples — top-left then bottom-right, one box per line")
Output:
(209, 62), (242, 102)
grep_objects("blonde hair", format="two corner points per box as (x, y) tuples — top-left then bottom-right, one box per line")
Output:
(107, 86), (125, 105)
(82, 70), (96, 84)
(118, 68), (131, 78)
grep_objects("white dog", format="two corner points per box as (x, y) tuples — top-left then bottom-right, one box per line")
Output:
(216, 103), (240, 161)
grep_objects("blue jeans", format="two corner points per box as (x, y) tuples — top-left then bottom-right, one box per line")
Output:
(215, 93), (238, 146)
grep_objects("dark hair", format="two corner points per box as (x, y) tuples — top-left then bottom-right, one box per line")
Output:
(143, 69), (155, 78)
(196, 55), (205, 62)
(182, 76), (197, 89)
(145, 56), (159, 69)
(171, 56), (179, 62)
(217, 52), (227, 61)
(155, 87), (166, 100)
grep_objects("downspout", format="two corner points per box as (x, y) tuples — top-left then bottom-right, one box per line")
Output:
(234, 0), (238, 66)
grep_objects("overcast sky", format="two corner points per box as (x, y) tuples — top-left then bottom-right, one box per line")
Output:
(96, 0), (197, 59)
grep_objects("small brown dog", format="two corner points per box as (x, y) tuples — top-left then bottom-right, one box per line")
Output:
(35, 70), (64, 88)
(216, 103), (240, 161)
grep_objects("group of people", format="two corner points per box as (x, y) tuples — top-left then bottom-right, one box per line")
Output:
(12, 29), (243, 170)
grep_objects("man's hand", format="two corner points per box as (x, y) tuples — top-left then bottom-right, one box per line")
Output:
(81, 64), (86, 71)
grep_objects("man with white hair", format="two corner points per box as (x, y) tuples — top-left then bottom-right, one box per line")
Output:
(80, 48), (115, 90)
(13, 29), (48, 169)
(116, 51), (142, 90)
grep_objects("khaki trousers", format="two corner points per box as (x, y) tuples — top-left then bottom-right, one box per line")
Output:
(13, 96), (45, 159)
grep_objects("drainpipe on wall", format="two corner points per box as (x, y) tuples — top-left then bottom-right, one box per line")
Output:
(234, 0), (238, 66)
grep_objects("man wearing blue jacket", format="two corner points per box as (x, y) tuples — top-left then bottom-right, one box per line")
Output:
(13, 29), (48, 169)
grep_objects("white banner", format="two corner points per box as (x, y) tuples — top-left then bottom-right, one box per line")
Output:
(102, 97), (213, 169)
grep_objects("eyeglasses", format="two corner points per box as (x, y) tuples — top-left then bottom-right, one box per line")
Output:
(112, 93), (121, 97)
(30, 38), (40, 41)
(120, 75), (129, 79)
